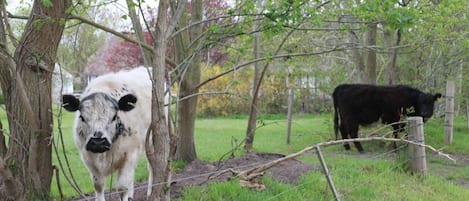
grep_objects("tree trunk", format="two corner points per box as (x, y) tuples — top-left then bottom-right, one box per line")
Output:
(0, 121), (5, 157)
(126, 0), (153, 66)
(466, 100), (469, 134)
(0, 0), (70, 199)
(365, 22), (377, 84)
(348, 29), (366, 83)
(147, 0), (172, 200)
(285, 67), (293, 144)
(244, 0), (263, 151)
(384, 28), (401, 85)
(175, 0), (203, 162)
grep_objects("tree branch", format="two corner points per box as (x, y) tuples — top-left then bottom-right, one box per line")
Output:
(194, 46), (345, 90)
(233, 137), (455, 187)
(7, 13), (177, 68)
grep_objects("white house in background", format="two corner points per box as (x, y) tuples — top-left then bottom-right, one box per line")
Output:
(52, 64), (74, 103)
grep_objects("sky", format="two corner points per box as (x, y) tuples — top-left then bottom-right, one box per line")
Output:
(6, 0), (21, 11)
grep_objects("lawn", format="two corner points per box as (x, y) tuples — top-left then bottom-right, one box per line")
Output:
(2, 108), (469, 200)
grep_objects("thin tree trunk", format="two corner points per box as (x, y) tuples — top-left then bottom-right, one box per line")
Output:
(0, 5), (7, 157)
(244, 0), (263, 151)
(0, 114), (5, 158)
(348, 30), (366, 83)
(466, 100), (469, 134)
(384, 28), (401, 85)
(286, 67), (294, 144)
(147, 0), (172, 200)
(126, 0), (153, 66)
(175, 0), (203, 162)
(365, 22), (377, 84)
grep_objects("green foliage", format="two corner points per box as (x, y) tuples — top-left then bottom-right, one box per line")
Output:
(172, 160), (187, 173)
(41, 0), (53, 8)
(352, 0), (417, 30)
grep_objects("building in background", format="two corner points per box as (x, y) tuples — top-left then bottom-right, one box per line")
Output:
(53, 64), (74, 103)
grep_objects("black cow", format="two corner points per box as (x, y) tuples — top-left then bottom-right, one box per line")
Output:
(332, 84), (441, 153)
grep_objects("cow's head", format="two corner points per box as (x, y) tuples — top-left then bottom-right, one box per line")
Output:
(414, 92), (442, 122)
(62, 93), (137, 153)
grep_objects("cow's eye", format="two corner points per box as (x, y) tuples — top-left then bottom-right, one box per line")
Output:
(79, 115), (85, 122)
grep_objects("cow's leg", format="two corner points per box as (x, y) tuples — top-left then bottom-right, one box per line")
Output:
(339, 122), (351, 150)
(348, 123), (364, 153)
(117, 154), (139, 201)
(117, 168), (135, 201)
(391, 122), (405, 149)
(92, 174), (106, 201)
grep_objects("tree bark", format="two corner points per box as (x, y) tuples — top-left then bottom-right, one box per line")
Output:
(147, 0), (173, 200)
(244, 0), (263, 151)
(0, 0), (70, 199)
(384, 28), (401, 85)
(365, 22), (377, 84)
(0, 121), (5, 157)
(348, 29), (366, 83)
(174, 0), (203, 162)
(126, 0), (153, 66)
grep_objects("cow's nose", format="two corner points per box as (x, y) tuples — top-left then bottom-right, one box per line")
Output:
(94, 131), (103, 138)
(86, 137), (111, 153)
(90, 137), (107, 145)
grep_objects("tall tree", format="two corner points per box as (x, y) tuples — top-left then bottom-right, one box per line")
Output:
(146, 0), (186, 200)
(384, 28), (401, 85)
(0, 0), (71, 200)
(244, 0), (263, 151)
(174, 0), (203, 162)
(365, 22), (377, 84)
(126, 0), (153, 66)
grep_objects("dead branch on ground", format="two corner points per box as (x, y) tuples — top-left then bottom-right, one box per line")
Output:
(231, 137), (455, 190)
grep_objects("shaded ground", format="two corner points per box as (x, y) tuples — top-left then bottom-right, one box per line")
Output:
(72, 152), (317, 201)
(428, 153), (469, 189)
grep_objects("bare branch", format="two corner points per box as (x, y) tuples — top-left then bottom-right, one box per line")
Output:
(233, 137), (455, 183)
(2, 10), (17, 48)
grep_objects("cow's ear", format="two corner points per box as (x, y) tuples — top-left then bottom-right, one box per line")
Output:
(62, 95), (80, 112)
(118, 94), (137, 111)
(434, 93), (442, 102)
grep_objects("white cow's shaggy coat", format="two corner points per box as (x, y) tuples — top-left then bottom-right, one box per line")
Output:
(63, 67), (153, 201)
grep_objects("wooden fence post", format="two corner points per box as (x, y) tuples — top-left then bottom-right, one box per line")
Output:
(445, 80), (455, 144)
(407, 117), (427, 176)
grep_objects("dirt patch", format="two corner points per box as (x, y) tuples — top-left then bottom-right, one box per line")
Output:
(428, 153), (469, 189)
(72, 152), (317, 201)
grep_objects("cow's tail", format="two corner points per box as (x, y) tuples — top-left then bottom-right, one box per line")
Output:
(332, 88), (339, 140)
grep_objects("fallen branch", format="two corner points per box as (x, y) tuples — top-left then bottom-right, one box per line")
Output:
(233, 137), (455, 190)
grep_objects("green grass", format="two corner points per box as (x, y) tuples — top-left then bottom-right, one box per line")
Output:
(178, 155), (469, 201)
(2, 108), (469, 200)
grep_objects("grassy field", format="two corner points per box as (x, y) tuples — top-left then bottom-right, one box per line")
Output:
(2, 108), (469, 200)
(177, 115), (469, 201)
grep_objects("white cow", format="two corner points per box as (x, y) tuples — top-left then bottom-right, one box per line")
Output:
(62, 67), (156, 201)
